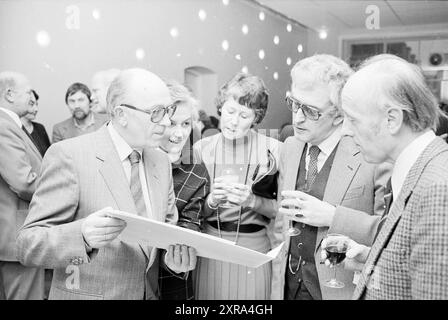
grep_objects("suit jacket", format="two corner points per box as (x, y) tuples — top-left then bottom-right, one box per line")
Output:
(16, 125), (178, 300)
(52, 112), (109, 143)
(353, 137), (448, 300)
(271, 136), (390, 300)
(0, 109), (42, 261)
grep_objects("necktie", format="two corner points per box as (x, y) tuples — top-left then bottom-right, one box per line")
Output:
(373, 178), (393, 241)
(128, 150), (147, 217)
(306, 145), (321, 188)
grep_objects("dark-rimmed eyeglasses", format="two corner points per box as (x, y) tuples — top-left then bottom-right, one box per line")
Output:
(285, 95), (323, 121)
(119, 103), (177, 124)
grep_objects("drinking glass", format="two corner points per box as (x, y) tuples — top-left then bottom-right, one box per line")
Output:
(323, 233), (350, 288)
(219, 167), (240, 208)
(282, 193), (301, 237)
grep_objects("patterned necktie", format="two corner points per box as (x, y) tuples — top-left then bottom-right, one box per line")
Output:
(128, 150), (147, 217)
(306, 145), (321, 188)
(373, 178), (393, 242)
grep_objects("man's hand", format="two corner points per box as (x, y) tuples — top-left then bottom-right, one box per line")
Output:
(320, 237), (371, 272)
(81, 207), (127, 249)
(279, 190), (336, 227)
(164, 244), (197, 274)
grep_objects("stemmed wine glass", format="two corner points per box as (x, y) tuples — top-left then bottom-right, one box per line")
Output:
(323, 233), (350, 288)
(282, 193), (301, 236)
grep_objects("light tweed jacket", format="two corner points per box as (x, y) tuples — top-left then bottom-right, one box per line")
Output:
(353, 137), (448, 300)
(0, 110), (42, 261)
(271, 136), (390, 300)
(16, 125), (178, 300)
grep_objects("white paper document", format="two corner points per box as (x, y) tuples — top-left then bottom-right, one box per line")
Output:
(107, 210), (284, 268)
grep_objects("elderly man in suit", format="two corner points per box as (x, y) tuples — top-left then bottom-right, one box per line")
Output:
(52, 82), (108, 143)
(337, 54), (448, 299)
(271, 54), (390, 300)
(0, 71), (45, 300)
(17, 68), (197, 300)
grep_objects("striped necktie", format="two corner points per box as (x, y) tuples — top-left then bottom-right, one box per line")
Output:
(128, 150), (147, 217)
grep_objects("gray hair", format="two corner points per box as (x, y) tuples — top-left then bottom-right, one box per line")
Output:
(360, 54), (441, 132)
(106, 71), (128, 117)
(0, 71), (24, 101)
(165, 81), (199, 123)
(291, 54), (353, 113)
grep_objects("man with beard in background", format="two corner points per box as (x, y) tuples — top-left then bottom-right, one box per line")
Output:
(52, 82), (108, 143)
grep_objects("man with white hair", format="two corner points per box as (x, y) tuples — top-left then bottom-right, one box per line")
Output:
(17, 68), (197, 299)
(0, 71), (44, 299)
(91, 69), (121, 114)
(339, 54), (448, 299)
(272, 54), (390, 300)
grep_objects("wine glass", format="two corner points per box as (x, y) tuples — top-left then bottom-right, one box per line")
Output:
(219, 167), (240, 208)
(282, 193), (301, 237)
(323, 233), (350, 288)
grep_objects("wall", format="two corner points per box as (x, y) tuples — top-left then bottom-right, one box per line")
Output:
(0, 0), (309, 134)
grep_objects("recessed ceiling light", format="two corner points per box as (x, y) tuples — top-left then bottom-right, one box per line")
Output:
(273, 35), (279, 45)
(259, 12), (265, 21)
(170, 27), (179, 38)
(222, 40), (229, 51)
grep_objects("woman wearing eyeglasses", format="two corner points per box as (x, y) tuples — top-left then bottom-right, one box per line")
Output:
(193, 73), (282, 300)
(157, 81), (210, 300)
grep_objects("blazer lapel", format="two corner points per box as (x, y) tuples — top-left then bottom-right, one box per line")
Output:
(96, 126), (137, 215)
(0, 110), (42, 160)
(316, 137), (361, 252)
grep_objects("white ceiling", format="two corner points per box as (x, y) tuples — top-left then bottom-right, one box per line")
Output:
(259, 0), (448, 32)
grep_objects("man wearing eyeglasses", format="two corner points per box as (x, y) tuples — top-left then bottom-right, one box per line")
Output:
(271, 55), (390, 300)
(0, 71), (45, 300)
(17, 68), (197, 300)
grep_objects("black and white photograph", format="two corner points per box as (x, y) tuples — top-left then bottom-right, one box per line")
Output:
(1, 0), (448, 310)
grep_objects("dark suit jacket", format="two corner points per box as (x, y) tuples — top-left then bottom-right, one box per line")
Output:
(52, 112), (109, 143)
(0, 109), (42, 261)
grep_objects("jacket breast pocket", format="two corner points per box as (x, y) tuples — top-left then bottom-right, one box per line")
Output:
(343, 186), (365, 201)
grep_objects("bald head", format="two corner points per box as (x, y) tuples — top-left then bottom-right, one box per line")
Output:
(343, 56), (439, 132)
(0, 71), (32, 115)
(91, 69), (121, 113)
(106, 68), (169, 115)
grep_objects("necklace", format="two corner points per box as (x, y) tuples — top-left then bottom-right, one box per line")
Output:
(212, 132), (254, 244)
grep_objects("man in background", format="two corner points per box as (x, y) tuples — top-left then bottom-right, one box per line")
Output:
(90, 69), (121, 114)
(52, 82), (108, 143)
(0, 71), (44, 299)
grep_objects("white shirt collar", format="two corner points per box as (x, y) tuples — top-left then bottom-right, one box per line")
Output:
(307, 125), (342, 157)
(107, 123), (142, 162)
(392, 130), (436, 198)
(0, 107), (22, 128)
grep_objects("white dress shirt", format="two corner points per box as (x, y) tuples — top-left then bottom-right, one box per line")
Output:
(107, 123), (153, 219)
(391, 130), (436, 199)
(0, 107), (22, 128)
(306, 126), (342, 173)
